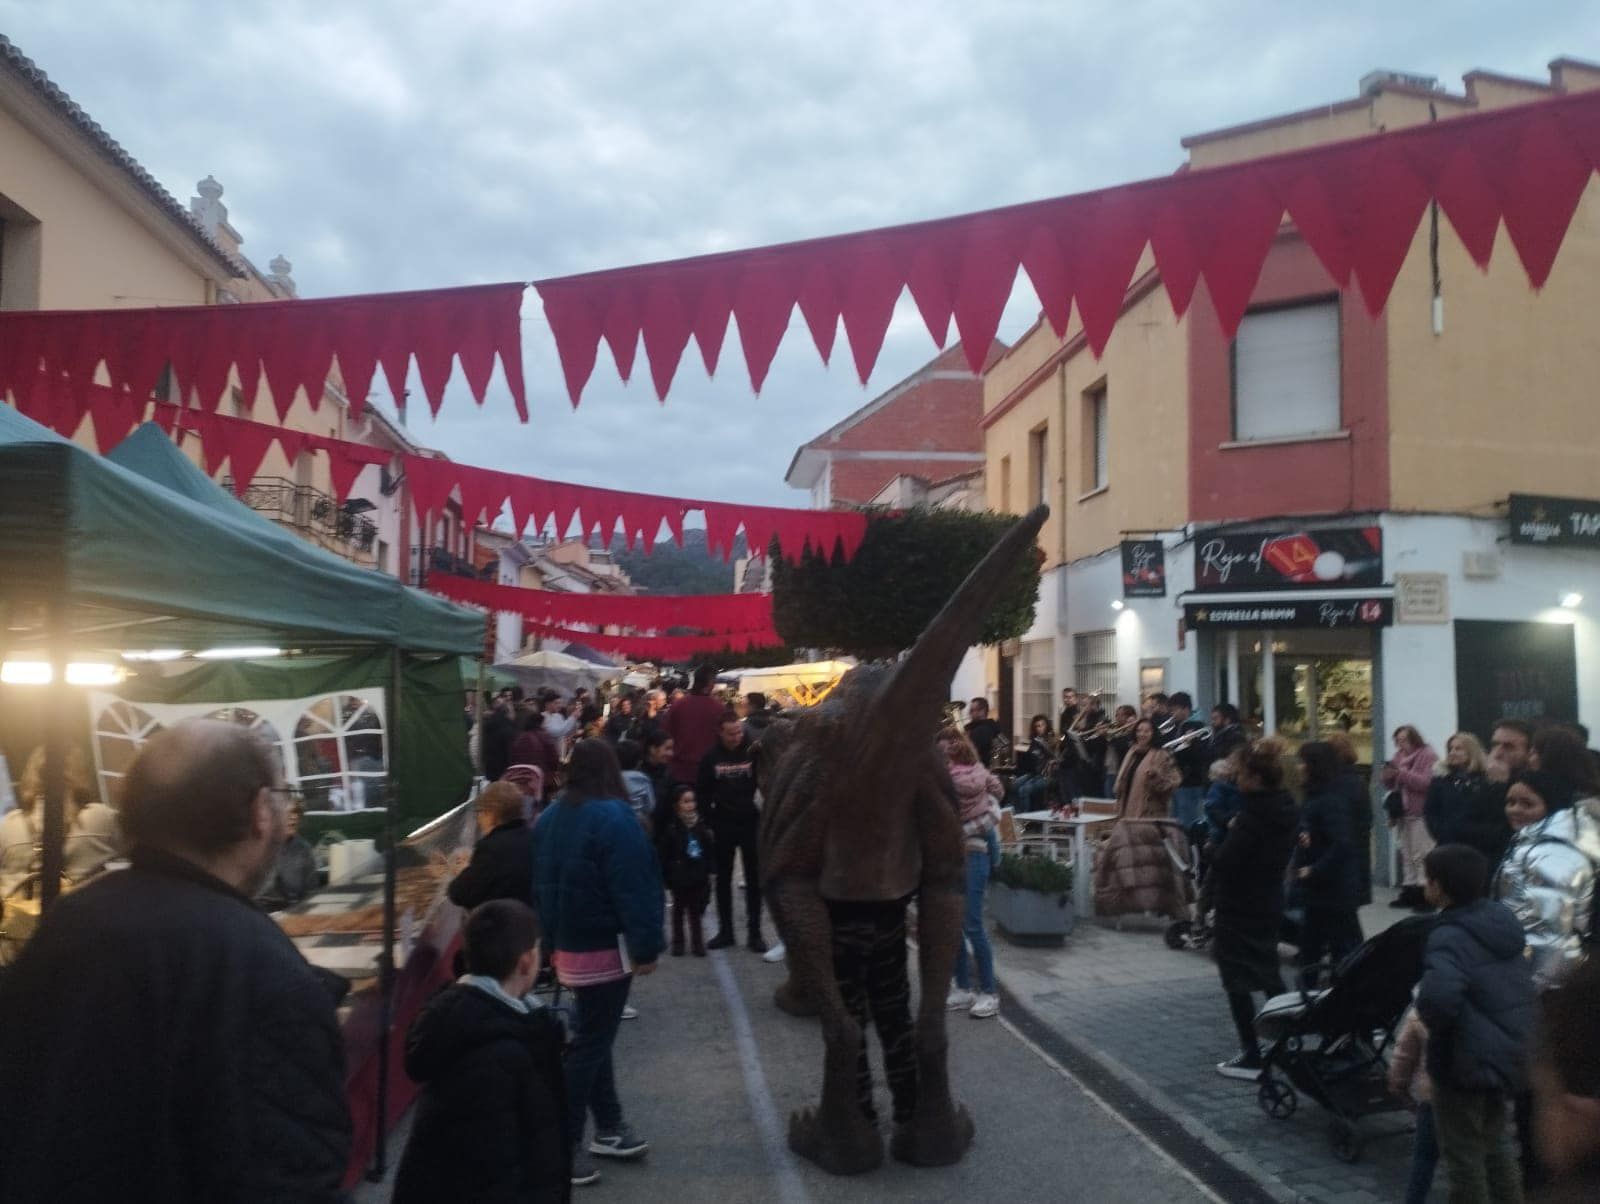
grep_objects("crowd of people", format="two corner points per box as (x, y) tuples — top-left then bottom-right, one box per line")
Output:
(3, 676), (1599, 1199)
(984, 683), (1599, 1204)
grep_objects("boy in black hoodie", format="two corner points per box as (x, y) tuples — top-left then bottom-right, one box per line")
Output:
(1416, 843), (1535, 1204)
(394, 899), (570, 1203)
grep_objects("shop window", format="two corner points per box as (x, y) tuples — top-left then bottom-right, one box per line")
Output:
(1028, 426), (1048, 508)
(1073, 630), (1118, 707)
(1083, 383), (1108, 491)
(92, 701), (163, 800)
(1232, 299), (1341, 442)
(292, 693), (387, 812)
(1018, 639), (1055, 726)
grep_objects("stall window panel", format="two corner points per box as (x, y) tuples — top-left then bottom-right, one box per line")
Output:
(1232, 300), (1341, 441)
(92, 701), (163, 800)
(1073, 630), (1118, 707)
(291, 693), (387, 812)
(1018, 639), (1055, 726)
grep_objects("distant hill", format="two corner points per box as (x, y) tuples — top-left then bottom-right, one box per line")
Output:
(610, 529), (746, 595)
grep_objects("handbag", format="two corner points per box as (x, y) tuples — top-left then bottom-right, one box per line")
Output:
(1382, 790), (1404, 822)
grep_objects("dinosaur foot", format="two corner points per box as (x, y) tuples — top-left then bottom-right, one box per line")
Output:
(788, 1104), (884, 1175)
(891, 1101), (975, 1167)
(773, 977), (821, 1018)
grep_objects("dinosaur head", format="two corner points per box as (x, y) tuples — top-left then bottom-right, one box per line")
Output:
(873, 503), (1049, 731)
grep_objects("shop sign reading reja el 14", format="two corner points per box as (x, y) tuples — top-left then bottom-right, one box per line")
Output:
(1192, 527), (1383, 591)
(1508, 494), (1600, 549)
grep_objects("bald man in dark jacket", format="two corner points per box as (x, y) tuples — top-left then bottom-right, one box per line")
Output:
(0, 722), (350, 1203)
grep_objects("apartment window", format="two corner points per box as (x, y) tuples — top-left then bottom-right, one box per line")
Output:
(1084, 383), (1109, 491)
(1028, 426), (1048, 508)
(0, 195), (42, 311)
(376, 539), (390, 574)
(999, 455), (1013, 513)
(1073, 630), (1118, 706)
(1019, 639), (1055, 724)
(1232, 299), (1341, 441)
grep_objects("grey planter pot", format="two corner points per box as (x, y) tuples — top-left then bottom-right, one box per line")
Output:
(989, 881), (1075, 946)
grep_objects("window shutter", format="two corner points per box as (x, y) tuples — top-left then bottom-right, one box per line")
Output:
(1234, 302), (1340, 441)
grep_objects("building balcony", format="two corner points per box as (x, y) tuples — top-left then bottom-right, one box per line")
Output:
(409, 544), (490, 587)
(230, 476), (379, 565)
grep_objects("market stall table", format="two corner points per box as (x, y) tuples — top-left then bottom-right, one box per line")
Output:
(1012, 807), (1118, 919)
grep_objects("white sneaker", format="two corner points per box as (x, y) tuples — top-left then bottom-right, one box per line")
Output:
(620, 1005), (639, 1021)
(946, 987), (976, 1011)
(763, 941), (787, 964)
(970, 993), (1000, 1019)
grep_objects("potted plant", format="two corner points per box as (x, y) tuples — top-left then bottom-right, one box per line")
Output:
(988, 853), (1075, 945)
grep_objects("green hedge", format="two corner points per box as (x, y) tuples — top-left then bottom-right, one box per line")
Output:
(992, 852), (1074, 894)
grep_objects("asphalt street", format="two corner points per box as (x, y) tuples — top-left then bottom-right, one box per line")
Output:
(359, 923), (1217, 1203)
(533, 938), (1210, 1203)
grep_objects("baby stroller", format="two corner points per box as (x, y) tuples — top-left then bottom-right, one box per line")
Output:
(1163, 818), (1215, 952)
(1253, 916), (1433, 1163)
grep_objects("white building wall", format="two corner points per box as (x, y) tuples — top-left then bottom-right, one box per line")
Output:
(1059, 540), (1195, 708)
(1380, 513), (1600, 741)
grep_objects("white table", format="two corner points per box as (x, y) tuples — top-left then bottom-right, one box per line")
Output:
(1012, 807), (1119, 918)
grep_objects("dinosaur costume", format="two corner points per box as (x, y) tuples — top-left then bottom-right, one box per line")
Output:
(757, 504), (1049, 1175)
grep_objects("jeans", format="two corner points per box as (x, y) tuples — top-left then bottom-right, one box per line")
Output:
(1406, 1103), (1440, 1204)
(1172, 785), (1206, 829)
(565, 976), (632, 1145)
(713, 818), (762, 939)
(1014, 773), (1050, 811)
(952, 850), (996, 994)
(1432, 1084), (1524, 1204)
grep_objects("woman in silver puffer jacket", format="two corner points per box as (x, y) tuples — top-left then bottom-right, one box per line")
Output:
(1492, 768), (1600, 990)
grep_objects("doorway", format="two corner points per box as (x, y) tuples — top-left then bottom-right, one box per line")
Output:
(1233, 628), (1377, 764)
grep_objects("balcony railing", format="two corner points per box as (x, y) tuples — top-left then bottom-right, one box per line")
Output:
(232, 476), (379, 557)
(410, 545), (489, 587)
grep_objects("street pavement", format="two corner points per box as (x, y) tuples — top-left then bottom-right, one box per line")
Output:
(994, 902), (1425, 1204)
(357, 909), (1219, 1203)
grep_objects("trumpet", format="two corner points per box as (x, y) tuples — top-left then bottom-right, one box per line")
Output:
(1093, 719), (1138, 741)
(1162, 726), (1213, 753)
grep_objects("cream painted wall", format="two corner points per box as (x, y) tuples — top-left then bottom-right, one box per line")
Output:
(983, 264), (1187, 571)
(0, 105), (210, 310)
(1385, 180), (1600, 511)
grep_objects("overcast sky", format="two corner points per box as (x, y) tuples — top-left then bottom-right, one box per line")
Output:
(3, 2), (1596, 512)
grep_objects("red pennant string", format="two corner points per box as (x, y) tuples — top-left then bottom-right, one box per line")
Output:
(220, 421), (277, 497)
(427, 575), (776, 633)
(400, 456), (866, 562)
(535, 87), (1600, 403)
(0, 282), (527, 422)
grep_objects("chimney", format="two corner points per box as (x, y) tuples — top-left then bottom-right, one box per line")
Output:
(190, 175), (228, 235)
(267, 254), (297, 297)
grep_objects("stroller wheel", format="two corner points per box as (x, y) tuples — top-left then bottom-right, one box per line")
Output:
(1257, 1075), (1297, 1120)
(1330, 1119), (1363, 1163)
(1164, 920), (1191, 950)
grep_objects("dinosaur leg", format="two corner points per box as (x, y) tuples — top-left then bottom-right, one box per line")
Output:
(889, 879), (973, 1165)
(766, 881), (820, 1017)
(769, 878), (884, 1175)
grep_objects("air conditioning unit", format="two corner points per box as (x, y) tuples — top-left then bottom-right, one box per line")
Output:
(1462, 550), (1502, 580)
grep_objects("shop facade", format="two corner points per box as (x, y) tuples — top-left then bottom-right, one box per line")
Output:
(1012, 510), (1596, 765)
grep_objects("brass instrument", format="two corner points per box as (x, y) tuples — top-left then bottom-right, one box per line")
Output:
(1162, 726), (1213, 753)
